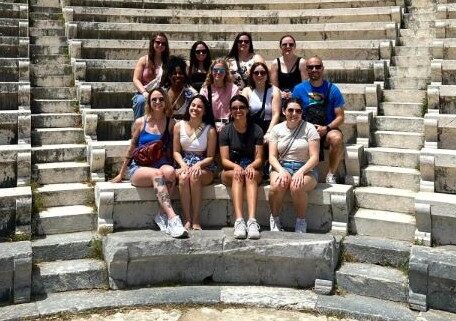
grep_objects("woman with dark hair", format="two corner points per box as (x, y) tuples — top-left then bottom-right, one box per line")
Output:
(188, 41), (212, 92)
(241, 62), (281, 142)
(161, 56), (197, 120)
(132, 32), (170, 119)
(219, 95), (264, 239)
(173, 95), (217, 230)
(200, 58), (239, 132)
(268, 98), (320, 234)
(111, 87), (187, 238)
(226, 32), (265, 90)
(270, 35), (307, 103)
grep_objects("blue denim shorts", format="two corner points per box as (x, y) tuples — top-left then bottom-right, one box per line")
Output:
(280, 160), (319, 181)
(182, 152), (217, 172)
(128, 157), (173, 179)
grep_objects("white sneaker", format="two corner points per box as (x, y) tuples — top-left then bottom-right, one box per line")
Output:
(154, 210), (168, 232)
(167, 216), (188, 238)
(233, 219), (247, 239)
(295, 218), (307, 233)
(269, 215), (282, 232)
(326, 173), (337, 184)
(247, 219), (260, 239)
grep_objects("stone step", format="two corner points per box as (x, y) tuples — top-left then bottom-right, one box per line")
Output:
(354, 186), (416, 214)
(352, 208), (416, 241)
(395, 46), (430, 57)
(382, 89), (425, 103)
(29, 12), (63, 20)
(32, 144), (86, 163)
(31, 19), (64, 29)
(389, 66), (430, 78)
(29, 27), (65, 37)
(32, 113), (81, 128)
(364, 147), (420, 168)
(33, 162), (90, 185)
(336, 262), (408, 303)
(31, 54), (70, 65)
(30, 44), (68, 55)
(373, 130), (424, 149)
(35, 205), (95, 235)
(380, 102), (423, 117)
(404, 20), (433, 29)
(362, 165), (420, 191)
(30, 36), (67, 46)
(32, 231), (95, 262)
(28, 5), (61, 13)
(399, 28), (434, 38)
(31, 128), (84, 146)
(36, 183), (94, 208)
(30, 0), (61, 8)
(374, 116), (424, 132)
(31, 75), (73, 87)
(31, 64), (72, 77)
(343, 235), (411, 268)
(32, 100), (77, 113)
(387, 77), (428, 90)
(392, 56), (430, 67)
(32, 258), (107, 295)
(399, 37), (432, 47)
(31, 87), (76, 100)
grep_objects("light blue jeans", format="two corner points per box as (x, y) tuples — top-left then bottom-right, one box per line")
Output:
(132, 92), (146, 119)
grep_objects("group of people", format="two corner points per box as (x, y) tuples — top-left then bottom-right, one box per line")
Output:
(112, 32), (345, 240)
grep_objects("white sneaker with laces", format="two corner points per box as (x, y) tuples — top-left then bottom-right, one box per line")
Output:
(295, 218), (307, 233)
(233, 219), (247, 239)
(167, 216), (188, 238)
(247, 219), (260, 239)
(154, 210), (168, 232)
(269, 215), (282, 232)
(326, 173), (337, 184)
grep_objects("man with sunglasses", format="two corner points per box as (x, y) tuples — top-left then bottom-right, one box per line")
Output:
(292, 56), (345, 184)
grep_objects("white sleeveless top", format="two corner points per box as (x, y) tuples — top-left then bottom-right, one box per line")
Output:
(180, 122), (211, 153)
(249, 87), (273, 121)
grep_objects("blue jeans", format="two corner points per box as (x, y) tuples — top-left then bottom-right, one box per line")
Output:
(132, 92), (146, 119)
(280, 160), (319, 181)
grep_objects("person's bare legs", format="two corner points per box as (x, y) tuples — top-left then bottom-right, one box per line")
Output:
(189, 170), (213, 229)
(245, 170), (262, 220)
(326, 130), (344, 175)
(177, 171), (192, 229)
(221, 170), (244, 220)
(290, 174), (317, 218)
(268, 171), (291, 216)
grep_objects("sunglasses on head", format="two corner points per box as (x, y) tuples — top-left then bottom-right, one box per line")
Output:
(306, 64), (323, 71)
(231, 105), (247, 111)
(150, 97), (165, 103)
(253, 70), (267, 76)
(212, 67), (226, 74)
(154, 40), (167, 46)
(281, 42), (295, 48)
(195, 49), (207, 55)
(286, 108), (302, 114)
(237, 39), (250, 45)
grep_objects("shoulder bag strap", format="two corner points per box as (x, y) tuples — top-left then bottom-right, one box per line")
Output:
(208, 85), (213, 110)
(279, 120), (304, 160)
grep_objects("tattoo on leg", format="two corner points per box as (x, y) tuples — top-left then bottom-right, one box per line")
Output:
(157, 191), (172, 209)
(154, 177), (165, 187)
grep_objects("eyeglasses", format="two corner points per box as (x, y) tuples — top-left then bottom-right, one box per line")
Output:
(306, 64), (323, 71)
(231, 105), (247, 111)
(253, 70), (267, 76)
(150, 97), (165, 103)
(237, 39), (250, 45)
(195, 49), (207, 55)
(154, 40), (167, 47)
(286, 108), (302, 114)
(212, 67), (226, 74)
(281, 42), (295, 48)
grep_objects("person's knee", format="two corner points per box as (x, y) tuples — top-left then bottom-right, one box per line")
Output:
(328, 131), (343, 148)
(189, 174), (202, 184)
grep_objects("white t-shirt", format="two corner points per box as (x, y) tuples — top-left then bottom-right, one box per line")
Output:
(269, 121), (320, 162)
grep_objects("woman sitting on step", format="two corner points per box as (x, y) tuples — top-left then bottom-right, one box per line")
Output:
(111, 87), (187, 239)
(219, 95), (264, 240)
(132, 32), (170, 119)
(173, 95), (217, 230)
(268, 98), (320, 234)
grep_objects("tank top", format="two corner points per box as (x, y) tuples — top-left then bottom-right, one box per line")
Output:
(138, 118), (169, 147)
(180, 122), (210, 153)
(141, 61), (155, 86)
(189, 70), (208, 92)
(248, 87), (273, 121)
(277, 57), (302, 92)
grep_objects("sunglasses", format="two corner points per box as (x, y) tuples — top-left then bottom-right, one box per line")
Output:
(253, 70), (267, 76)
(212, 67), (226, 74)
(281, 42), (295, 48)
(154, 40), (167, 46)
(195, 49), (207, 55)
(306, 64), (323, 71)
(231, 105), (247, 111)
(286, 108), (302, 114)
(237, 39), (250, 45)
(150, 97), (165, 103)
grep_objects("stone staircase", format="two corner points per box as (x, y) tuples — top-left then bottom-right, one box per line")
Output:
(338, 0), (436, 304)
(28, 0), (107, 295)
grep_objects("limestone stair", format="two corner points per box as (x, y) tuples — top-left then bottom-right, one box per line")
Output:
(29, 0), (106, 295)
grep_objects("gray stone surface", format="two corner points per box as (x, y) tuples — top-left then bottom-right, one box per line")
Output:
(104, 230), (337, 290)
(0, 302), (39, 321)
(317, 293), (417, 321)
(417, 310), (456, 321)
(343, 235), (411, 267)
(336, 262), (408, 302)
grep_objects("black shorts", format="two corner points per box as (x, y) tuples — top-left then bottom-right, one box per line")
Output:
(319, 127), (342, 161)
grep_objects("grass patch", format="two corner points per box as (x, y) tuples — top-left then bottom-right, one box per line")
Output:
(31, 180), (45, 215)
(89, 236), (103, 260)
(421, 96), (428, 117)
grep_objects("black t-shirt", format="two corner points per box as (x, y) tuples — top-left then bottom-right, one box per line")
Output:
(219, 122), (264, 162)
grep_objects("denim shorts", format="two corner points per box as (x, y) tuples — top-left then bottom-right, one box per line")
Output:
(128, 157), (173, 179)
(280, 160), (319, 181)
(182, 152), (217, 172)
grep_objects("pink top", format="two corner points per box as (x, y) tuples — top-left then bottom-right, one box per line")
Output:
(141, 66), (154, 86)
(200, 83), (239, 119)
